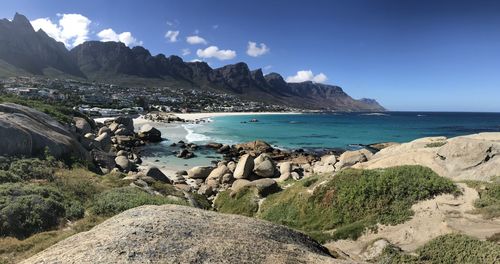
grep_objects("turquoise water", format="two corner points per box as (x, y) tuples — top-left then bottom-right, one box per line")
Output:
(188, 112), (500, 150)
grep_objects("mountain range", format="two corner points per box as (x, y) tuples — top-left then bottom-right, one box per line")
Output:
(0, 13), (384, 111)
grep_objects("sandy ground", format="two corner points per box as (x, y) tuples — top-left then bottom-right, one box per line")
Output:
(326, 183), (500, 261)
(175, 111), (301, 121)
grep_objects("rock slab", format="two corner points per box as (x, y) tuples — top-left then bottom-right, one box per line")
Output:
(22, 205), (345, 264)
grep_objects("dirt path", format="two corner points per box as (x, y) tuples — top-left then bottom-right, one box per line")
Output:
(326, 183), (500, 261)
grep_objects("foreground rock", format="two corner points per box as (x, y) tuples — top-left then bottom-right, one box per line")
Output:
(354, 132), (500, 181)
(0, 103), (89, 160)
(23, 205), (346, 264)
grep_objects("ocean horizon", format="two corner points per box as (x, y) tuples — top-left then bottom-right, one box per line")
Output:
(183, 111), (500, 150)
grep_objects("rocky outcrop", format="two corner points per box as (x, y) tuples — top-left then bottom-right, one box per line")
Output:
(336, 149), (373, 170)
(353, 133), (500, 181)
(0, 103), (89, 160)
(137, 124), (162, 142)
(23, 205), (343, 264)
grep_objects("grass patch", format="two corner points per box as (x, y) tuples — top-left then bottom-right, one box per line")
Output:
(378, 233), (500, 264)
(0, 95), (78, 124)
(0, 214), (106, 264)
(213, 187), (260, 217)
(0, 183), (66, 238)
(91, 187), (187, 216)
(259, 166), (459, 242)
(425, 141), (447, 148)
(464, 177), (500, 219)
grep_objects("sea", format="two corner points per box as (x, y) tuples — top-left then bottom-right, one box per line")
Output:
(139, 112), (500, 171)
(186, 112), (500, 150)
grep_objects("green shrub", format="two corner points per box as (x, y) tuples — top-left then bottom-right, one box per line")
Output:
(473, 181), (500, 219)
(259, 166), (458, 241)
(213, 187), (260, 217)
(0, 95), (76, 124)
(8, 158), (59, 181)
(52, 168), (102, 205)
(91, 187), (186, 216)
(0, 183), (66, 238)
(0, 171), (21, 184)
(378, 233), (500, 263)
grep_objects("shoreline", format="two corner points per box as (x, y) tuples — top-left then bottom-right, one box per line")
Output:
(175, 111), (302, 121)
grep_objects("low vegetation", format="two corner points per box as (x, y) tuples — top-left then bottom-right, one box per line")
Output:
(424, 141), (447, 148)
(258, 165), (459, 242)
(0, 156), (190, 263)
(464, 177), (500, 219)
(214, 187), (260, 217)
(0, 95), (79, 124)
(378, 233), (500, 264)
(91, 187), (187, 216)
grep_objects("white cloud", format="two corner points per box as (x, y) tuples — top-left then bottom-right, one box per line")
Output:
(186, 35), (207, 45)
(31, 13), (91, 48)
(263, 65), (272, 70)
(286, 70), (328, 83)
(97, 28), (143, 47)
(181, 48), (191, 56)
(246, 41), (270, 57)
(212, 24), (219, 29)
(165, 30), (179, 42)
(196, 46), (236, 60)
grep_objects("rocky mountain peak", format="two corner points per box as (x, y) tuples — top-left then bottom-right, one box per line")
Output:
(12, 12), (33, 30)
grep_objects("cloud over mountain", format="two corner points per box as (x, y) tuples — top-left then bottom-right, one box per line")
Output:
(247, 41), (269, 57)
(97, 28), (143, 47)
(286, 70), (328, 83)
(30, 13), (91, 48)
(196, 46), (236, 60)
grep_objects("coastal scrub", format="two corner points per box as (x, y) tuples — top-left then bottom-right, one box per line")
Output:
(378, 233), (500, 263)
(259, 165), (459, 242)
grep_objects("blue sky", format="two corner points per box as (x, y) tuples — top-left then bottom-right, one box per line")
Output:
(2, 0), (500, 112)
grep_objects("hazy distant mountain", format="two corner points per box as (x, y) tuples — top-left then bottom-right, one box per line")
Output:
(0, 13), (384, 111)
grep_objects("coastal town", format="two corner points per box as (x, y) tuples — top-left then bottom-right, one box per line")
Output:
(0, 76), (299, 116)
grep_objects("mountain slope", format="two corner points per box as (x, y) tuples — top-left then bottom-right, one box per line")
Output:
(0, 13), (384, 111)
(0, 13), (83, 77)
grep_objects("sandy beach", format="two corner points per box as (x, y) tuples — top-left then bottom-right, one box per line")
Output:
(175, 111), (301, 121)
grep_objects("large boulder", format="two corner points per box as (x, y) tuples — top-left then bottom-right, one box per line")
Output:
(107, 116), (134, 133)
(138, 124), (162, 142)
(246, 178), (280, 197)
(0, 103), (89, 161)
(187, 166), (213, 179)
(235, 140), (273, 153)
(335, 149), (373, 170)
(91, 149), (116, 171)
(233, 154), (255, 179)
(115, 156), (131, 172)
(144, 167), (171, 183)
(95, 132), (112, 152)
(253, 154), (276, 178)
(73, 117), (91, 135)
(22, 205), (342, 263)
(354, 133), (500, 181)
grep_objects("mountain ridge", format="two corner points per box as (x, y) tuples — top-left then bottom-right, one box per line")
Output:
(0, 13), (385, 111)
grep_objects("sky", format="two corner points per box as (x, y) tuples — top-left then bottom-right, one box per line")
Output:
(1, 0), (500, 112)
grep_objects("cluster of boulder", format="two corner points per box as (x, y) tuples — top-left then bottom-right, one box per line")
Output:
(171, 141), (198, 159)
(166, 139), (376, 202)
(74, 116), (162, 174)
(141, 112), (185, 123)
